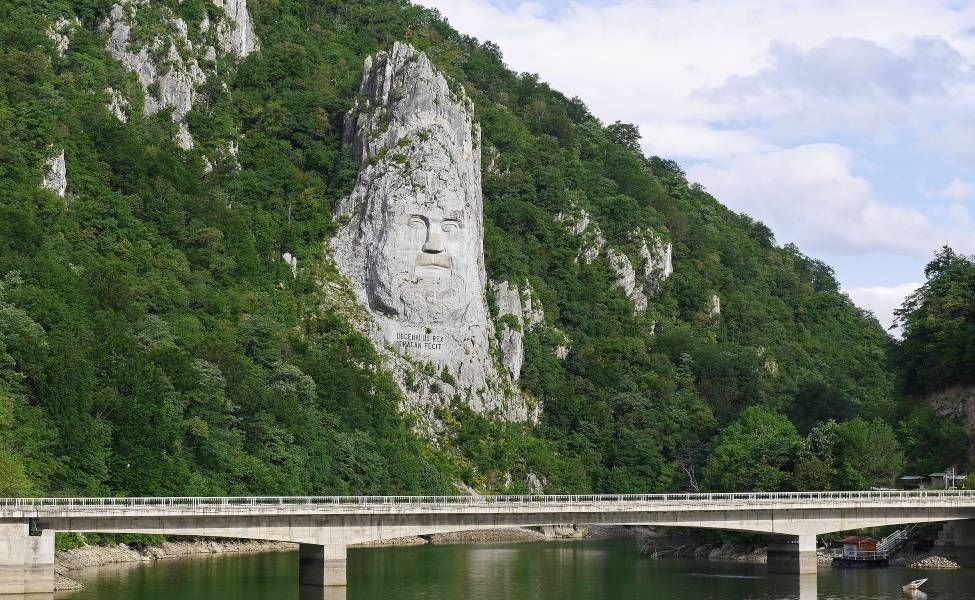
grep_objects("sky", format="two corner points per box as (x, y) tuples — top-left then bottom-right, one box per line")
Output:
(419, 0), (975, 332)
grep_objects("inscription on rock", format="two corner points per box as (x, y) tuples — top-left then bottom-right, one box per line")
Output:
(394, 330), (445, 352)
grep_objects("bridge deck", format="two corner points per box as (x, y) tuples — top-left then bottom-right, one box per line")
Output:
(2, 490), (974, 518)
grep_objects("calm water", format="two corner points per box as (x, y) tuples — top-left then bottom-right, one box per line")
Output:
(64, 540), (975, 600)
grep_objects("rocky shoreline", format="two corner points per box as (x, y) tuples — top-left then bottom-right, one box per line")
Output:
(638, 533), (965, 570)
(53, 527), (599, 591)
(891, 554), (962, 569)
(55, 539), (296, 591)
(54, 527), (967, 591)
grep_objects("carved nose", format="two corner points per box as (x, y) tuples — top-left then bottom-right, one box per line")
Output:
(423, 230), (444, 253)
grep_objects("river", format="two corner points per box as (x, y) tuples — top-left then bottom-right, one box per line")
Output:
(63, 539), (975, 600)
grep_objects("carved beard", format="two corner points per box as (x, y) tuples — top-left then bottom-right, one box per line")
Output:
(368, 264), (471, 325)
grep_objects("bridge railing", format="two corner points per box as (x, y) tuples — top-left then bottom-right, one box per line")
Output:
(0, 489), (974, 510)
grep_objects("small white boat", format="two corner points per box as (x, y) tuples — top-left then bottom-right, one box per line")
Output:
(903, 578), (928, 592)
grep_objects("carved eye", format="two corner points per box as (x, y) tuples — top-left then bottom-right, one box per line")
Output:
(442, 219), (460, 232)
(408, 215), (426, 229)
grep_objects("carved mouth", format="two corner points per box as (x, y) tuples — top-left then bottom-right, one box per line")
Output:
(416, 253), (453, 269)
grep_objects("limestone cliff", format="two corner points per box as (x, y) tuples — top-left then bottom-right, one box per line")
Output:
(41, 150), (66, 198)
(101, 0), (258, 149)
(606, 248), (648, 312)
(560, 207), (673, 313)
(332, 42), (533, 423)
(490, 280), (546, 380)
(47, 17), (80, 58)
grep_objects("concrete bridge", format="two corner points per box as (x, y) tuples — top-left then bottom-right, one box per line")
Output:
(2, 490), (975, 595)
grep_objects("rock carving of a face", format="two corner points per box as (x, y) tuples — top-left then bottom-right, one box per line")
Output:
(366, 178), (477, 326)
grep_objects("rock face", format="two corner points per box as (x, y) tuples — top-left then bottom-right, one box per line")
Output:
(606, 248), (648, 311)
(490, 280), (545, 381)
(558, 208), (605, 263)
(525, 471), (547, 494)
(102, 2), (205, 149)
(491, 281), (525, 380)
(709, 294), (721, 317)
(41, 150), (67, 198)
(213, 0), (259, 57)
(101, 0), (258, 150)
(332, 42), (531, 422)
(282, 253), (298, 278)
(47, 17), (79, 57)
(105, 88), (130, 122)
(560, 209), (672, 311)
(640, 232), (673, 293)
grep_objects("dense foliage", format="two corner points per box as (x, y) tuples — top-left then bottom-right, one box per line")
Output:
(894, 247), (975, 394)
(0, 0), (965, 499)
(890, 247), (974, 476)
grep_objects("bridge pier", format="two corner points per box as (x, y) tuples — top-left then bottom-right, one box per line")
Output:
(767, 534), (817, 574)
(299, 544), (347, 588)
(0, 522), (54, 595)
(939, 520), (975, 567)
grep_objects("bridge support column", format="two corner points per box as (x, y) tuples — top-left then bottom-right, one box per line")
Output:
(767, 534), (817, 574)
(299, 544), (346, 588)
(0, 522), (54, 595)
(945, 520), (975, 567)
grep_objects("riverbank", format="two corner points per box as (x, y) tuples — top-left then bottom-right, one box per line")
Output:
(55, 539), (296, 591)
(51, 528), (970, 591)
(891, 553), (961, 569)
(54, 525), (618, 590)
(637, 530), (965, 570)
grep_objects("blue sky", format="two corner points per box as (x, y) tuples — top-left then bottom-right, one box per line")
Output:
(422, 0), (975, 331)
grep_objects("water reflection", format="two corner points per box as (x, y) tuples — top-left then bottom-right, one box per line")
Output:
(299, 585), (346, 600)
(798, 573), (817, 600)
(53, 540), (975, 600)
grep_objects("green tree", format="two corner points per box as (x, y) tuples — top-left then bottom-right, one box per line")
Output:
(898, 406), (969, 474)
(833, 418), (904, 489)
(703, 406), (802, 491)
(893, 247), (975, 393)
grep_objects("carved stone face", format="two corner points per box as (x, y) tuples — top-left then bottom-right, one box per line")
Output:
(366, 177), (479, 326)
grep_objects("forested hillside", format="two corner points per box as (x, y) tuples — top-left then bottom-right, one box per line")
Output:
(0, 0), (966, 498)
(892, 247), (975, 473)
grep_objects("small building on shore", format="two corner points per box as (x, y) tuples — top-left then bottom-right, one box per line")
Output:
(898, 471), (968, 490)
(840, 536), (878, 558)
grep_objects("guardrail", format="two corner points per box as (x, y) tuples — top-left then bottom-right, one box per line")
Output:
(0, 490), (973, 510)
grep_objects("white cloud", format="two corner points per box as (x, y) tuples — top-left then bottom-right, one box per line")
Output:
(923, 177), (975, 200)
(687, 144), (937, 255)
(637, 123), (775, 160)
(423, 0), (975, 281)
(846, 282), (921, 334)
(423, 0), (975, 156)
(701, 36), (975, 142)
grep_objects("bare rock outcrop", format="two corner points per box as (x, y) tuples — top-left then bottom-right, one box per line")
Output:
(47, 17), (80, 57)
(492, 281), (525, 380)
(490, 280), (545, 381)
(105, 87), (130, 122)
(558, 208), (605, 263)
(606, 248), (648, 311)
(426, 528), (544, 544)
(525, 471), (546, 494)
(332, 42), (532, 423)
(213, 0), (259, 57)
(282, 253), (298, 278)
(560, 211), (673, 312)
(639, 232), (673, 293)
(41, 150), (67, 198)
(709, 293), (721, 317)
(101, 0), (259, 149)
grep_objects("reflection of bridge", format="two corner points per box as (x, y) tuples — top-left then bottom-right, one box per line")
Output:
(2, 491), (974, 595)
